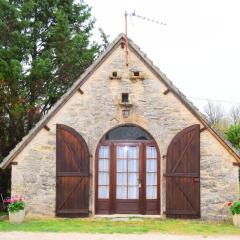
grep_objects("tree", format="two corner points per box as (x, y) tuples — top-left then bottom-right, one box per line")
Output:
(0, 0), (108, 162)
(229, 105), (240, 125)
(225, 124), (240, 150)
(203, 101), (225, 126)
(203, 101), (228, 133)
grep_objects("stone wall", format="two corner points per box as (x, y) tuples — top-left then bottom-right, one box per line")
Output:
(11, 44), (239, 220)
(200, 131), (239, 220)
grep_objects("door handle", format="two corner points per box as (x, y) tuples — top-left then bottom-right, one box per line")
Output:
(138, 178), (142, 188)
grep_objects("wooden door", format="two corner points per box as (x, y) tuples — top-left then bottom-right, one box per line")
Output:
(166, 124), (200, 218)
(56, 124), (90, 217)
(95, 140), (160, 215)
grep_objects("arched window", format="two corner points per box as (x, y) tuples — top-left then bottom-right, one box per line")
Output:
(103, 124), (153, 141)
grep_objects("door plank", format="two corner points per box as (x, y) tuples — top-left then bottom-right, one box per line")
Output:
(171, 134), (194, 173)
(57, 177), (84, 211)
(172, 177), (195, 211)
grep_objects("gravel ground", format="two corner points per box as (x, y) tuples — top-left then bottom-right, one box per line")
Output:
(0, 232), (240, 240)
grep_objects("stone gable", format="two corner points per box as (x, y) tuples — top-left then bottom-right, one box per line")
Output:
(10, 41), (239, 220)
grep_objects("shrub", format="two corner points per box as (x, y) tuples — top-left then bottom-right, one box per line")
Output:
(5, 196), (25, 213)
(225, 124), (240, 150)
(228, 199), (240, 215)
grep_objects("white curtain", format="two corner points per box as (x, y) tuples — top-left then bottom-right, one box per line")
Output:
(146, 173), (157, 185)
(128, 159), (138, 172)
(117, 173), (127, 185)
(146, 146), (157, 158)
(98, 146), (110, 199)
(117, 159), (127, 172)
(146, 186), (157, 199)
(146, 147), (157, 199)
(128, 186), (138, 199)
(98, 186), (109, 198)
(128, 147), (139, 158)
(117, 186), (127, 199)
(98, 159), (109, 171)
(146, 159), (157, 172)
(117, 186), (138, 199)
(117, 146), (127, 158)
(99, 146), (109, 158)
(116, 146), (139, 200)
(98, 172), (109, 185)
(128, 173), (138, 185)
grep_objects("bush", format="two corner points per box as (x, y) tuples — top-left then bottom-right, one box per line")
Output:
(5, 196), (25, 213)
(228, 199), (240, 215)
(225, 124), (240, 150)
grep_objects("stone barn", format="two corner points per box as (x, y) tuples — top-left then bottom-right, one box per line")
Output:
(1, 34), (239, 220)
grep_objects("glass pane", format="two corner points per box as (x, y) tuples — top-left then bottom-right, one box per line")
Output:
(98, 186), (109, 198)
(128, 159), (138, 172)
(146, 186), (157, 199)
(98, 159), (109, 171)
(146, 146), (157, 158)
(99, 146), (109, 158)
(146, 159), (157, 172)
(146, 173), (157, 185)
(128, 186), (139, 199)
(128, 147), (139, 158)
(98, 172), (109, 185)
(117, 146), (127, 158)
(117, 173), (127, 185)
(116, 186), (127, 199)
(117, 159), (127, 172)
(128, 173), (138, 185)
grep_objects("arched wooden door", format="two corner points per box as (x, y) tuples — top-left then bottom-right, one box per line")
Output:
(56, 124), (90, 217)
(166, 124), (200, 218)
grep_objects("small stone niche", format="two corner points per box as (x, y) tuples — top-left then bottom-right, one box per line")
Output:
(129, 67), (144, 80)
(122, 93), (129, 103)
(119, 93), (133, 108)
(109, 71), (121, 80)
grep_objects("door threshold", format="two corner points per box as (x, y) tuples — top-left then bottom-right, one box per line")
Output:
(94, 214), (162, 219)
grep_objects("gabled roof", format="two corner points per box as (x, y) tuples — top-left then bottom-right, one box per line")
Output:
(1, 33), (240, 169)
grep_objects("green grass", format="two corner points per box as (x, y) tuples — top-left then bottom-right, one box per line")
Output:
(0, 218), (240, 235)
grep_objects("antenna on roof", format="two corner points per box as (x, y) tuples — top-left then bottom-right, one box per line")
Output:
(130, 10), (167, 26)
(124, 11), (129, 67)
(124, 10), (166, 66)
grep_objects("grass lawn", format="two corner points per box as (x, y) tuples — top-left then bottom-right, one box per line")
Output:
(0, 218), (240, 235)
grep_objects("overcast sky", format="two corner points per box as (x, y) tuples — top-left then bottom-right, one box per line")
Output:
(86, 0), (240, 113)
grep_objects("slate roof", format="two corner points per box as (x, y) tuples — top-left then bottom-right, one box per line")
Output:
(1, 33), (239, 169)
